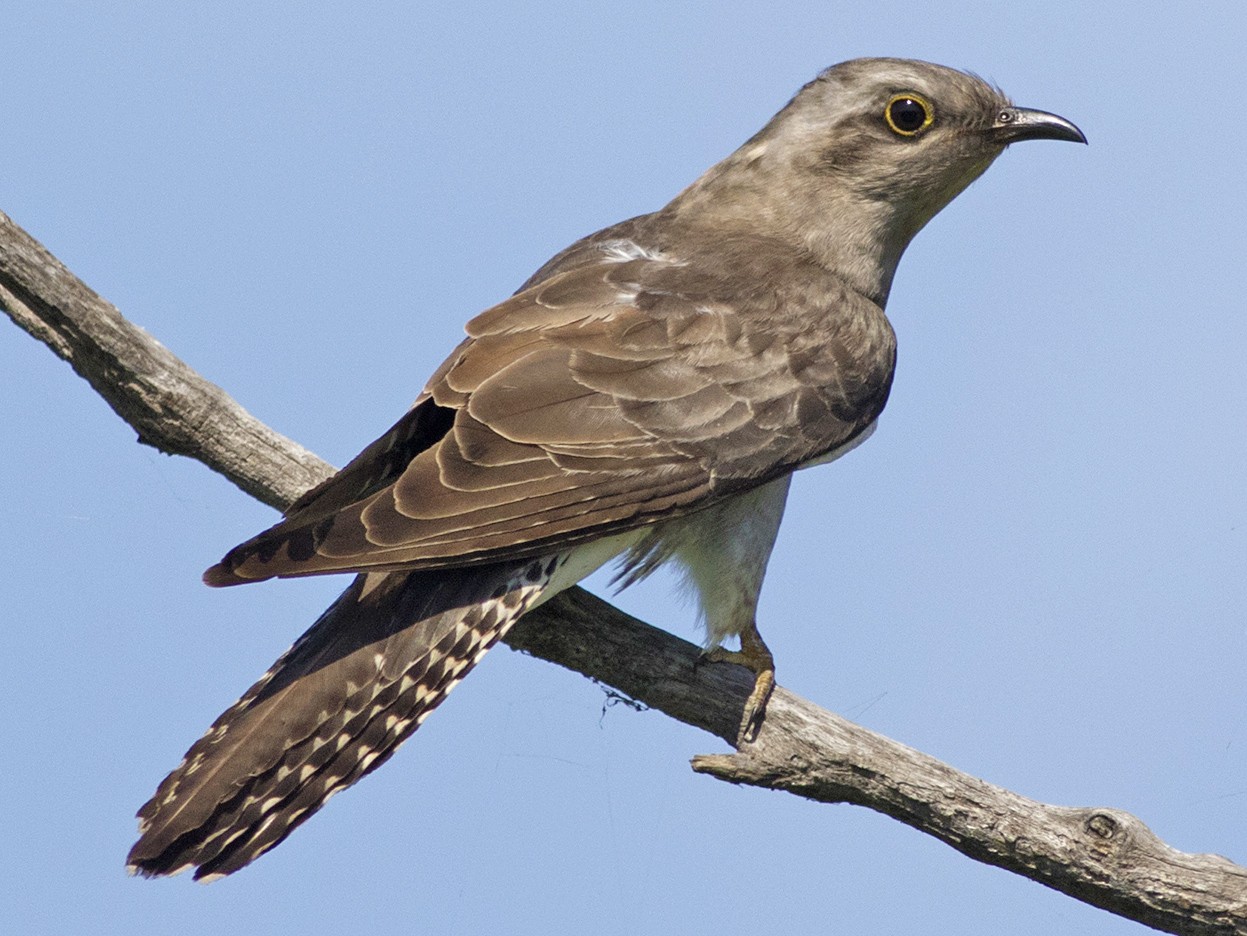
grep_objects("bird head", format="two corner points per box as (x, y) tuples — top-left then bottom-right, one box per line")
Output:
(670, 57), (1085, 304)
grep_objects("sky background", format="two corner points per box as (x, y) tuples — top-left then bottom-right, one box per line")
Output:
(4, 2), (1245, 934)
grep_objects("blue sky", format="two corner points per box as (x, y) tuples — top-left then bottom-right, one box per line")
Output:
(4, 2), (1245, 934)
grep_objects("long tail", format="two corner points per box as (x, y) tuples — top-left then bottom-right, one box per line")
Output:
(127, 557), (558, 881)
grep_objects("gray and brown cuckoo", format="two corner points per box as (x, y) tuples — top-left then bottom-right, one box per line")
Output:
(127, 58), (1083, 880)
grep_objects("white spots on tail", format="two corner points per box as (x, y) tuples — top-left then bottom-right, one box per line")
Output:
(357, 747), (380, 774)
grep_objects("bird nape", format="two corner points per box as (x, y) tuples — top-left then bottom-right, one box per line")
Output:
(127, 57), (1084, 881)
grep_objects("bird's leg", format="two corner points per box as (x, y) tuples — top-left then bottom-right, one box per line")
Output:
(676, 476), (791, 742)
(702, 621), (775, 743)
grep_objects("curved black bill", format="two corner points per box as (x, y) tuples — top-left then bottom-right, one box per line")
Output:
(992, 107), (1086, 145)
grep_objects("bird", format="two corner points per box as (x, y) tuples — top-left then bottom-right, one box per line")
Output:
(127, 57), (1084, 881)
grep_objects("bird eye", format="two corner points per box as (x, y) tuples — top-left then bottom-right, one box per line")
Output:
(885, 94), (934, 136)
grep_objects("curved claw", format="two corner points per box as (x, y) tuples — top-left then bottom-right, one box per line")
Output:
(702, 625), (775, 743)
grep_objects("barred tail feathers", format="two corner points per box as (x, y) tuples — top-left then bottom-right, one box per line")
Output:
(127, 557), (559, 880)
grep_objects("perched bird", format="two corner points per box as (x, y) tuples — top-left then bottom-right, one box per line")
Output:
(128, 57), (1084, 880)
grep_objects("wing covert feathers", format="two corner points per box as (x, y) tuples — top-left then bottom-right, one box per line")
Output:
(206, 232), (895, 587)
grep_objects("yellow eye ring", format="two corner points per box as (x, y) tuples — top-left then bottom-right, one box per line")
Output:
(885, 94), (934, 136)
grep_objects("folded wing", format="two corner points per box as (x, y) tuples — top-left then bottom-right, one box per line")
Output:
(207, 238), (894, 586)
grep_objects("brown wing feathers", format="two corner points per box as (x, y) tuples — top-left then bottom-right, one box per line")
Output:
(206, 246), (893, 587)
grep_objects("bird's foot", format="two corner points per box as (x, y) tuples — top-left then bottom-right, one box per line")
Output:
(701, 626), (775, 744)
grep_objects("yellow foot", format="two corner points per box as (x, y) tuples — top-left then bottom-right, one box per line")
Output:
(702, 626), (775, 743)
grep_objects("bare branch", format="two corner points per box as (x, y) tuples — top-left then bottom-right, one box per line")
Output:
(4, 208), (1244, 935)
(513, 590), (1247, 936)
(0, 209), (330, 510)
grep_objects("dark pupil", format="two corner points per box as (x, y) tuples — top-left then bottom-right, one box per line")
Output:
(890, 98), (927, 132)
